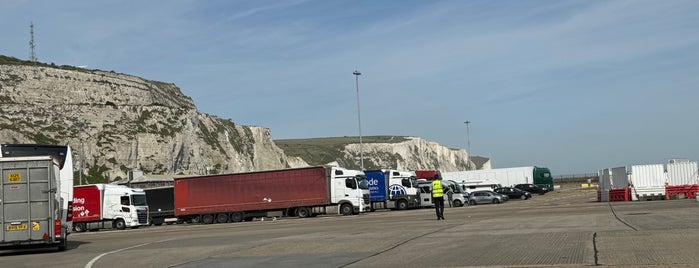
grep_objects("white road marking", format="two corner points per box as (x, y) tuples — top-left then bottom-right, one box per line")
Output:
(85, 238), (175, 268)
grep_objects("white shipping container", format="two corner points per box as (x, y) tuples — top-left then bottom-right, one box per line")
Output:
(666, 161), (698, 186)
(630, 164), (665, 188)
(611, 166), (629, 189)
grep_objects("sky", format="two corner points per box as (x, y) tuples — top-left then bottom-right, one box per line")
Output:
(1, 0), (698, 175)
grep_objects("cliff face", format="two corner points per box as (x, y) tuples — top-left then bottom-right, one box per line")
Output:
(0, 59), (290, 181)
(0, 57), (476, 182)
(276, 136), (474, 172)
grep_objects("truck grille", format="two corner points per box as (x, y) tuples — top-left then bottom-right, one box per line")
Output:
(363, 194), (370, 204)
(137, 209), (148, 224)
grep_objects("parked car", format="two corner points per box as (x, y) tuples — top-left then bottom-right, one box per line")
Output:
(514, 184), (549, 195)
(468, 190), (507, 205)
(494, 187), (532, 200)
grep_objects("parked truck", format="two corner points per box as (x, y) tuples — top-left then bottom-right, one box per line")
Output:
(0, 144), (74, 251)
(144, 186), (176, 226)
(366, 170), (420, 211)
(174, 166), (370, 224)
(72, 184), (149, 232)
(442, 166), (554, 191)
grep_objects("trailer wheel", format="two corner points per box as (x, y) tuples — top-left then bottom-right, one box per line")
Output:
(297, 207), (311, 218)
(230, 212), (243, 223)
(190, 215), (201, 224)
(396, 200), (408, 210)
(114, 219), (126, 230)
(453, 199), (463, 207)
(202, 214), (215, 224)
(74, 223), (87, 232)
(340, 204), (353, 216)
(216, 213), (229, 223)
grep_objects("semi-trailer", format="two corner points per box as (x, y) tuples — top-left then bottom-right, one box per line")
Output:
(0, 144), (73, 251)
(72, 184), (149, 232)
(144, 186), (176, 226)
(365, 170), (420, 211)
(174, 166), (370, 224)
(442, 166), (554, 191)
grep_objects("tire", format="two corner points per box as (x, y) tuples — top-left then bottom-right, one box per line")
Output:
(190, 215), (201, 224)
(114, 219), (126, 230)
(453, 199), (463, 207)
(230, 212), (243, 223)
(202, 214), (215, 224)
(74, 223), (87, 233)
(297, 207), (311, 218)
(492, 199), (500, 204)
(396, 200), (408, 210)
(521, 195), (527, 200)
(469, 199), (476, 205)
(58, 236), (68, 251)
(216, 213), (229, 223)
(340, 204), (353, 216)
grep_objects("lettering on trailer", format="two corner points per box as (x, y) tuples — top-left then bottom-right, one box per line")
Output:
(367, 178), (380, 192)
(72, 197), (91, 216)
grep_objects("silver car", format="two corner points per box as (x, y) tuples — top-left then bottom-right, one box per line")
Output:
(468, 190), (507, 205)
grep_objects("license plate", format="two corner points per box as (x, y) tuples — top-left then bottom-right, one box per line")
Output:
(7, 224), (28, 231)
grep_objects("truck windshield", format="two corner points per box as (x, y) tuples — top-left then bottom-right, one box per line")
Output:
(132, 194), (147, 206)
(357, 177), (369, 190)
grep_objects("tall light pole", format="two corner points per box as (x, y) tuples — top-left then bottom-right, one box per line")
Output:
(464, 121), (471, 170)
(353, 70), (364, 170)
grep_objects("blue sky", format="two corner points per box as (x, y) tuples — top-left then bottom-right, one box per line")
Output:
(2, 0), (698, 175)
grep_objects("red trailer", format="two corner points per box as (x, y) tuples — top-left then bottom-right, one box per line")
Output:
(174, 166), (370, 224)
(415, 170), (440, 180)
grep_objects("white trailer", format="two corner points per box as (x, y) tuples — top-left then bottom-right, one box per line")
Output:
(442, 166), (553, 190)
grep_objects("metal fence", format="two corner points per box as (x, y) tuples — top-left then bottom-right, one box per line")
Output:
(554, 173), (598, 183)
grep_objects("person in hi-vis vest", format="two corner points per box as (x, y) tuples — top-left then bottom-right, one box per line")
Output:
(432, 174), (445, 220)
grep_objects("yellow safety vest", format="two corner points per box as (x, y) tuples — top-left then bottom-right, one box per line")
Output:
(432, 180), (444, 198)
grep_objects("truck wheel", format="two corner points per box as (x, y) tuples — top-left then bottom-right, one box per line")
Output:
(114, 219), (126, 230)
(202, 214), (215, 224)
(453, 199), (463, 207)
(74, 223), (87, 233)
(340, 204), (353, 216)
(297, 207), (310, 218)
(190, 216), (201, 224)
(230, 212), (243, 223)
(396, 200), (408, 210)
(216, 213), (229, 223)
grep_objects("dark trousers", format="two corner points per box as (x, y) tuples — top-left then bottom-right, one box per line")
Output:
(433, 196), (445, 219)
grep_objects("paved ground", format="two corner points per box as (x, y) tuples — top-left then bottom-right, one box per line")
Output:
(2, 184), (698, 267)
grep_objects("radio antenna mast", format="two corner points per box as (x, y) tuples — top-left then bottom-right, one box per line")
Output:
(29, 22), (37, 62)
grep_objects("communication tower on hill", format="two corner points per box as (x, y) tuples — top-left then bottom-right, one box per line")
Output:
(29, 22), (37, 62)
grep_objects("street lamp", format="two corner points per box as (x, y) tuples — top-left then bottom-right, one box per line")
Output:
(353, 70), (364, 170)
(464, 121), (471, 170)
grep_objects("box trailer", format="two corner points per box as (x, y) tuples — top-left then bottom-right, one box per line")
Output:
(72, 184), (149, 231)
(366, 170), (420, 211)
(144, 186), (176, 226)
(442, 166), (554, 191)
(0, 144), (73, 250)
(0, 156), (69, 250)
(174, 166), (370, 224)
